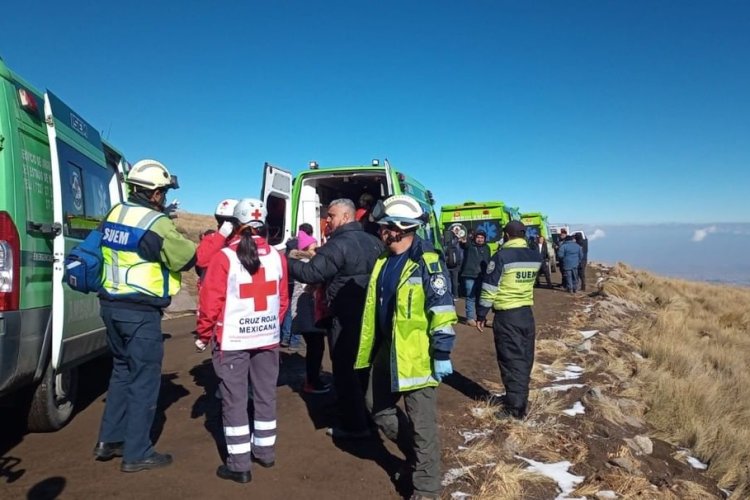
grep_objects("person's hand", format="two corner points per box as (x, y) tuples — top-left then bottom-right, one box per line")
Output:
(433, 359), (453, 381)
(195, 338), (207, 352)
(476, 318), (485, 333)
(218, 221), (234, 237)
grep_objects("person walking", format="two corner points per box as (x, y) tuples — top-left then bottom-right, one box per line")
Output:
(196, 198), (289, 483)
(476, 221), (542, 420)
(288, 230), (330, 394)
(355, 195), (457, 500)
(535, 235), (553, 288)
(557, 231), (583, 293)
(94, 160), (196, 472)
(288, 198), (383, 439)
(460, 229), (491, 326)
(574, 232), (589, 291)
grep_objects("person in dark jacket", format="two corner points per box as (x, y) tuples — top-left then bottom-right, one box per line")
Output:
(459, 230), (491, 326)
(288, 198), (384, 438)
(574, 232), (589, 291)
(557, 233), (583, 293)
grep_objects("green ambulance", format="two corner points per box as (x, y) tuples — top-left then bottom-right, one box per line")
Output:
(260, 159), (443, 250)
(0, 57), (130, 430)
(439, 201), (520, 255)
(520, 212), (557, 273)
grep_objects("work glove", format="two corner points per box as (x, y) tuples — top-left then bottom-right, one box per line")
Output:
(219, 221), (234, 238)
(433, 359), (453, 382)
(195, 338), (207, 352)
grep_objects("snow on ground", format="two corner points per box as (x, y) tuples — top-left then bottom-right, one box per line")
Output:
(459, 429), (493, 444)
(687, 456), (708, 470)
(516, 456), (585, 500)
(580, 329), (599, 339)
(562, 401), (585, 417)
(542, 383), (586, 393)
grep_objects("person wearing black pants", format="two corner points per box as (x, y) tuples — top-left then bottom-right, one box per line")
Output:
(574, 233), (588, 291)
(492, 307), (535, 416)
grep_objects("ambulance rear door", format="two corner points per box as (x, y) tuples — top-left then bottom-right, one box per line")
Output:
(261, 162), (293, 249)
(45, 91), (117, 370)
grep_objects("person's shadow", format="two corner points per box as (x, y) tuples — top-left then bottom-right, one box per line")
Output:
(442, 370), (492, 401)
(150, 373), (190, 445)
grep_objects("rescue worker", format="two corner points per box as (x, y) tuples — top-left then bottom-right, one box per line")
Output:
(94, 160), (196, 472)
(355, 195), (457, 500)
(195, 199), (239, 272)
(476, 221), (542, 420)
(196, 198), (289, 483)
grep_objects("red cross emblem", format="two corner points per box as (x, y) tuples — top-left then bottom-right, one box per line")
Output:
(238, 267), (277, 311)
(251, 209), (263, 220)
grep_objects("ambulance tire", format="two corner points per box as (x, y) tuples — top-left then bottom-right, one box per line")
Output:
(27, 358), (78, 432)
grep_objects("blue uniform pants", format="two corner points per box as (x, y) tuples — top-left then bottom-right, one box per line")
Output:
(98, 306), (164, 461)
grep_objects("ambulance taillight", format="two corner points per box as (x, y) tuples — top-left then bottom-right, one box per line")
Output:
(18, 88), (39, 115)
(0, 212), (20, 311)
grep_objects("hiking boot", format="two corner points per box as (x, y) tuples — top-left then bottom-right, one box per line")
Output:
(251, 453), (275, 468)
(303, 379), (331, 394)
(216, 465), (252, 483)
(466, 319), (477, 327)
(494, 406), (526, 421)
(121, 452), (173, 473)
(93, 441), (123, 461)
(325, 426), (371, 439)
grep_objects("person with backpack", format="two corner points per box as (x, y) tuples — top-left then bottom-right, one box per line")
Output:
(93, 160), (196, 472)
(442, 225), (465, 298)
(196, 198), (289, 483)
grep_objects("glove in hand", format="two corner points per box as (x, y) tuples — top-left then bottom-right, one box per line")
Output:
(433, 359), (453, 382)
(219, 221), (234, 237)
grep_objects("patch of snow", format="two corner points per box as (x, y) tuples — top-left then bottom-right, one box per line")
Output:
(451, 492), (472, 499)
(580, 329), (599, 339)
(687, 456), (708, 470)
(459, 429), (492, 444)
(542, 364), (584, 382)
(442, 465), (474, 486)
(596, 491), (618, 499)
(632, 352), (644, 360)
(563, 401), (585, 417)
(516, 456), (585, 500)
(720, 488), (732, 498)
(457, 445), (469, 450)
(542, 383), (586, 393)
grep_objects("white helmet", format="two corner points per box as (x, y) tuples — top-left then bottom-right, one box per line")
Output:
(214, 199), (238, 218)
(126, 159), (178, 190)
(376, 195), (426, 231)
(234, 198), (267, 227)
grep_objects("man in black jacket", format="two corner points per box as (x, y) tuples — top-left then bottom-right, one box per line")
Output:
(460, 230), (491, 326)
(288, 198), (384, 438)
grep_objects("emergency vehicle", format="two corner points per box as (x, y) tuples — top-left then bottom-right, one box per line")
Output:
(0, 57), (129, 430)
(260, 160), (442, 250)
(439, 201), (520, 255)
(520, 212), (557, 273)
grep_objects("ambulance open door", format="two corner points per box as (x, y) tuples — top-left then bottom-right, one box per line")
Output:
(261, 162), (293, 249)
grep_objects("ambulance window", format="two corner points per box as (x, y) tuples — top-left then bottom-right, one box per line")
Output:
(60, 154), (114, 239)
(265, 194), (286, 245)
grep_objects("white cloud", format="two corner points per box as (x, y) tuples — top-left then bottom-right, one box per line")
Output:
(589, 229), (606, 241)
(691, 226), (717, 242)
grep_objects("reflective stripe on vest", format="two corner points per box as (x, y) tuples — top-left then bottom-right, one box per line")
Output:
(355, 251), (457, 392)
(480, 239), (541, 310)
(219, 246), (283, 351)
(101, 203), (181, 298)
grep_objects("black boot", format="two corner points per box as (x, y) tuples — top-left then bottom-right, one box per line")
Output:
(120, 452), (173, 473)
(93, 441), (124, 461)
(217, 465), (252, 483)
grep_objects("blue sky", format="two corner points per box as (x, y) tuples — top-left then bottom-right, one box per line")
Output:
(2, 1), (748, 224)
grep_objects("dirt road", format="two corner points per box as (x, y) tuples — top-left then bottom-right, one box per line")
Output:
(1, 277), (579, 500)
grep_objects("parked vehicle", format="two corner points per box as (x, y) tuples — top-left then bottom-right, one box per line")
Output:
(439, 201), (520, 254)
(0, 57), (129, 430)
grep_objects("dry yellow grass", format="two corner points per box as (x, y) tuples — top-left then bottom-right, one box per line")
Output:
(599, 263), (750, 496)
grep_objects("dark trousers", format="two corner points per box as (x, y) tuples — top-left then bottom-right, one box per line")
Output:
(302, 331), (325, 384)
(493, 306), (536, 415)
(330, 315), (369, 432)
(536, 260), (552, 288)
(448, 267), (460, 298)
(366, 345), (440, 496)
(213, 347), (279, 472)
(98, 306), (163, 462)
(578, 259), (587, 291)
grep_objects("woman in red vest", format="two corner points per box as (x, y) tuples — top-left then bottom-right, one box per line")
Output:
(196, 198), (289, 483)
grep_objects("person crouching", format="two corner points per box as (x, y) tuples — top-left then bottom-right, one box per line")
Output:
(195, 198), (289, 483)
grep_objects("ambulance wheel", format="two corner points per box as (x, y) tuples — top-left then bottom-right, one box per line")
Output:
(27, 359), (78, 432)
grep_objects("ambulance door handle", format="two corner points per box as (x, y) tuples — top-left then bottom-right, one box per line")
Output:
(27, 221), (62, 237)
